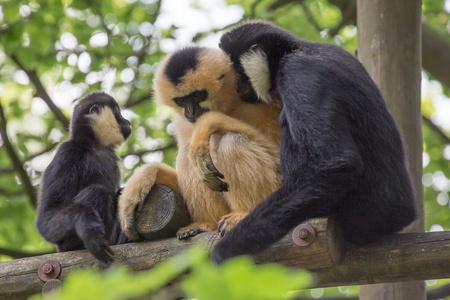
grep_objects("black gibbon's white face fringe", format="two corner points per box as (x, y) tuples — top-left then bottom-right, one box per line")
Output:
(240, 47), (271, 103)
(87, 106), (125, 147)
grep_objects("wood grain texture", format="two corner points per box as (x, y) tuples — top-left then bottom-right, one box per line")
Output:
(135, 185), (192, 240)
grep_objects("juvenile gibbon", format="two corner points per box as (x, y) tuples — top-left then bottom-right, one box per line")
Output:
(36, 92), (132, 263)
(212, 20), (417, 263)
(118, 46), (282, 241)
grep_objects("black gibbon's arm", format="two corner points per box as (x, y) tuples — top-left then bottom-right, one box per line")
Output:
(36, 92), (131, 263)
(212, 21), (416, 263)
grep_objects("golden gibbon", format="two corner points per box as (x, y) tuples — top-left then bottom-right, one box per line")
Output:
(118, 46), (282, 241)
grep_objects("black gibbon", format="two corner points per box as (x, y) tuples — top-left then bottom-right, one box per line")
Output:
(212, 21), (417, 263)
(118, 46), (282, 241)
(36, 92), (131, 263)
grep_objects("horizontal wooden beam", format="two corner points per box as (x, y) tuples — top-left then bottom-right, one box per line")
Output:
(1, 218), (449, 299)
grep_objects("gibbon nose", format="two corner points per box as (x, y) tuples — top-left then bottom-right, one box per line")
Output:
(122, 124), (132, 139)
(185, 104), (202, 123)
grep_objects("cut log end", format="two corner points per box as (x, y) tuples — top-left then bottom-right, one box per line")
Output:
(135, 185), (192, 241)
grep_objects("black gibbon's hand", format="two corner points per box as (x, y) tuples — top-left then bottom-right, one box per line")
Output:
(190, 148), (228, 192)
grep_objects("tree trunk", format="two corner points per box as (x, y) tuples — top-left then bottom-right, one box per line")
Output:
(357, 1), (425, 300)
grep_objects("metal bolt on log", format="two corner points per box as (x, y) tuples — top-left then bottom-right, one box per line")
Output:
(292, 224), (316, 246)
(38, 260), (61, 282)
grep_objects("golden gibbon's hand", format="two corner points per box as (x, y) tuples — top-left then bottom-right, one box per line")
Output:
(118, 163), (179, 241)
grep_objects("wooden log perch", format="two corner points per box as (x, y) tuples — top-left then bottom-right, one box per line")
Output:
(135, 185), (191, 240)
(1, 186), (450, 299)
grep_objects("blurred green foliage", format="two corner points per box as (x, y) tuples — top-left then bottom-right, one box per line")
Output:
(0, 0), (450, 298)
(28, 246), (312, 300)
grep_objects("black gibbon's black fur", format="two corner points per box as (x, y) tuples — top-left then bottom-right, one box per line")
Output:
(36, 92), (131, 263)
(212, 21), (417, 263)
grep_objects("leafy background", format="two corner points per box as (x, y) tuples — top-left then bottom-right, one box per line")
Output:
(1, 0), (450, 298)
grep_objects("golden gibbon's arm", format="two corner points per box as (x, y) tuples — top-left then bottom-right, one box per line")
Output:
(188, 111), (280, 192)
(118, 162), (179, 241)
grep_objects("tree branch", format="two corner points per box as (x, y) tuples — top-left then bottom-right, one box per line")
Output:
(422, 23), (450, 89)
(270, 0), (450, 89)
(0, 247), (55, 259)
(24, 143), (58, 161)
(422, 115), (450, 144)
(123, 92), (153, 108)
(9, 54), (70, 131)
(0, 143), (57, 174)
(300, 2), (323, 32)
(0, 168), (16, 174)
(249, 0), (265, 19)
(268, 0), (300, 11)
(0, 189), (24, 196)
(328, 0), (356, 36)
(1, 219), (450, 299)
(124, 0), (162, 107)
(0, 103), (38, 207)
(121, 141), (177, 159)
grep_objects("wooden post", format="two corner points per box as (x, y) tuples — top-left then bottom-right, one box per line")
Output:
(357, 0), (425, 299)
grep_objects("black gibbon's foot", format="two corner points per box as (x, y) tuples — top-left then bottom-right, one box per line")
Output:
(177, 228), (204, 239)
(217, 211), (249, 237)
(192, 148), (229, 192)
(203, 171), (229, 193)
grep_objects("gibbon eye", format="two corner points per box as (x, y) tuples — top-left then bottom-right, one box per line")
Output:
(217, 74), (225, 80)
(173, 97), (184, 106)
(193, 90), (202, 97)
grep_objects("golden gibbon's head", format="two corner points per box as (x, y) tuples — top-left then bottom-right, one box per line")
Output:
(153, 46), (239, 123)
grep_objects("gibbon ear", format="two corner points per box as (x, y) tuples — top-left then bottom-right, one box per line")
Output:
(89, 104), (100, 114)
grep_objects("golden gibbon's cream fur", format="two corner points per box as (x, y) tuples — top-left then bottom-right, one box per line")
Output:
(118, 47), (282, 241)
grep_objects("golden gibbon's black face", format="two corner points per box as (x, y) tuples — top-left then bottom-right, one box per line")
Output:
(153, 46), (237, 123)
(172, 89), (209, 123)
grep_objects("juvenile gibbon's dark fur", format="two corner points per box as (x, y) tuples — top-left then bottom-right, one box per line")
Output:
(212, 21), (417, 263)
(36, 92), (131, 263)
(118, 46), (282, 241)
